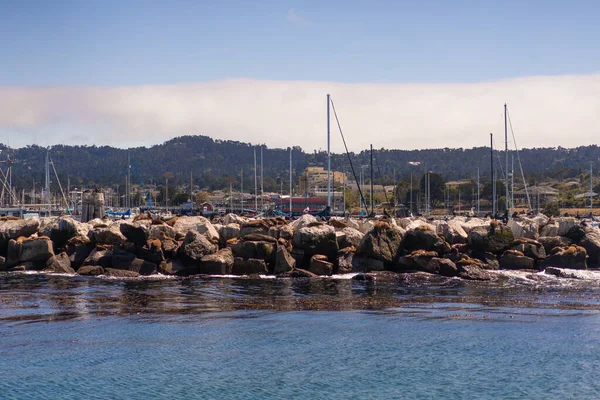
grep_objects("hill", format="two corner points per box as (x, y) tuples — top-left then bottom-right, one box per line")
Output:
(3, 135), (599, 193)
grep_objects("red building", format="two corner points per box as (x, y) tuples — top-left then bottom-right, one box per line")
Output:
(275, 197), (327, 214)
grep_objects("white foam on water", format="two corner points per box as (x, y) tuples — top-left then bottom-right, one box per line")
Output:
(329, 273), (360, 280)
(544, 268), (600, 281)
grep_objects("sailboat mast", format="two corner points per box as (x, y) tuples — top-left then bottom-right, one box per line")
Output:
(254, 147), (257, 212)
(511, 154), (515, 214)
(327, 94), (331, 208)
(490, 133), (495, 216)
(370, 144), (374, 215)
(477, 167), (480, 215)
(260, 146), (264, 212)
(505, 104), (509, 215)
(591, 162), (593, 216)
(289, 148), (292, 217)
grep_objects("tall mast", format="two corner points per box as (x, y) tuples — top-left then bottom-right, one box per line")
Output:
(127, 151), (131, 209)
(410, 173), (413, 216)
(240, 168), (244, 214)
(490, 133), (495, 216)
(511, 154), (515, 214)
(477, 167), (480, 215)
(505, 104), (509, 215)
(327, 94), (331, 208)
(343, 171), (346, 216)
(370, 144), (374, 215)
(254, 147), (257, 212)
(44, 149), (51, 206)
(591, 162), (594, 217)
(260, 146), (264, 212)
(289, 148), (292, 217)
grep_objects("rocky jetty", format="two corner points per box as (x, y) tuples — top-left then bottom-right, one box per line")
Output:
(0, 213), (598, 281)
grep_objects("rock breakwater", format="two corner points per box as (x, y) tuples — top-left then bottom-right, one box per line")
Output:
(0, 213), (598, 281)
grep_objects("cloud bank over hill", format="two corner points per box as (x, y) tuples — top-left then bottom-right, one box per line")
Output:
(1, 74), (599, 151)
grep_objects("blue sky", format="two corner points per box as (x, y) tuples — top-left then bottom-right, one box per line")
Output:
(1, 1), (599, 151)
(2, 0), (599, 86)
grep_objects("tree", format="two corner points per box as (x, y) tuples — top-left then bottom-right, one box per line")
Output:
(419, 172), (445, 204)
(195, 190), (211, 204)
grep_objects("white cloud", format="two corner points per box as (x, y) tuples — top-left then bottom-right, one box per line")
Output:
(1, 74), (600, 152)
(287, 8), (311, 25)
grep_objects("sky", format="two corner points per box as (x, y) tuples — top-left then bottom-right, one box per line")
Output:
(1, 0), (599, 152)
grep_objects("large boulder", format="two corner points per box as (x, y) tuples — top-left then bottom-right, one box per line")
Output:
(470, 251), (500, 270)
(396, 250), (438, 273)
(540, 222), (559, 237)
(457, 217), (490, 234)
(179, 230), (217, 265)
(564, 225), (587, 243)
(343, 218), (360, 230)
(293, 223), (338, 262)
(88, 224), (126, 245)
(577, 227), (600, 266)
(499, 250), (536, 270)
(38, 216), (81, 248)
(351, 256), (385, 272)
(308, 254), (333, 276)
(6, 239), (22, 267)
(199, 248), (234, 275)
(544, 267), (596, 279)
(0, 218), (40, 239)
(82, 248), (113, 268)
(104, 268), (140, 278)
(336, 250), (354, 274)
(219, 223), (241, 243)
(77, 265), (104, 276)
(239, 221), (270, 236)
(357, 220), (376, 235)
(435, 220), (468, 244)
(539, 246), (587, 270)
(433, 258), (458, 277)
(467, 223), (514, 254)
(223, 213), (248, 226)
(289, 214), (318, 231)
(510, 238), (546, 260)
(66, 236), (94, 269)
(538, 236), (572, 255)
(119, 221), (150, 246)
(0, 218), (40, 252)
(44, 252), (74, 274)
(405, 219), (436, 232)
(228, 240), (275, 264)
(356, 222), (402, 266)
(556, 217), (579, 236)
(20, 237), (54, 263)
(336, 227), (364, 249)
(457, 263), (495, 281)
(232, 257), (267, 275)
(172, 216), (219, 241)
(540, 221), (558, 237)
(137, 240), (165, 265)
(400, 225), (446, 255)
(274, 245), (295, 274)
(148, 224), (177, 240)
(507, 219), (539, 239)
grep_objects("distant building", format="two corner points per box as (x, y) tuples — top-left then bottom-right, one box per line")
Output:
(513, 185), (559, 205)
(298, 167), (347, 194)
(275, 197), (327, 214)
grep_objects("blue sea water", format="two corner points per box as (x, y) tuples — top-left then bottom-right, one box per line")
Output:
(2, 272), (600, 399)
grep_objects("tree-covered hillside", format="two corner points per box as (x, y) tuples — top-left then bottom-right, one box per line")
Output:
(3, 135), (599, 192)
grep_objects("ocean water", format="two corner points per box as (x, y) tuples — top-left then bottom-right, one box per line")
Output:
(2, 271), (600, 399)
